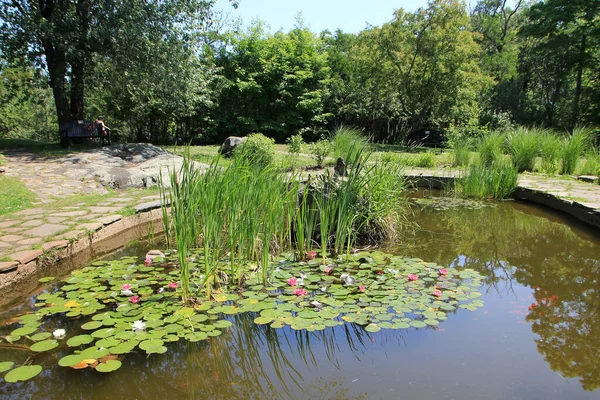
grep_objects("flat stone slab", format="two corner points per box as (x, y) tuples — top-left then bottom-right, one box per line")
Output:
(577, 175), (599, 184)
(21, 220), (43, 227)
(52, 210), (88, 217)
(76, 222), (103, 232)
(0, 220), (18, 229)
(95, 215), (123, 226)
(10, 249), (43, 264)
(134, 200), (162, 213)
(46, 217), (67, 224)
(0, 235), (24, 243)
(55, 230), (84, 240)
(88, 206), (122, 214)
(0, 261), (18, 273)
(0, 241), (11, 249)
(17, 238), (43, 245)
(23, 224), (68, 237)
(42, 240), (69, 251)
(14, 208), (45, 216)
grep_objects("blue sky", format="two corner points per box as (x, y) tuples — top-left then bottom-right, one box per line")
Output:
(215, 0), (431, 33)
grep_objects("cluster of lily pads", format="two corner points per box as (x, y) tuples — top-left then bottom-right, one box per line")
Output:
(0, 251), (484, 382)
(412, 196), (496, 211)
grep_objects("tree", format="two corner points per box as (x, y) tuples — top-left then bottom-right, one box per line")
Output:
(0, 0), (232, 130)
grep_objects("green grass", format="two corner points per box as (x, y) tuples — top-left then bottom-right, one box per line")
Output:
(330, 126), (370, 161)
(456, 161), (518, 200)
(538, 131), (562, 174)
(0, 176), (38, 215)
(478, 131), (505, 167)
(505, 127), (543, 172)
(0, 138), (81, 158)
(560, 126), (594, 175)
(0, 154), (6, 166)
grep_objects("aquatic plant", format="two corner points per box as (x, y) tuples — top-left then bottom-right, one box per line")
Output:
(538, 131), (562, 173)
(457, 161), (518, 200)
(449, 135), (471, 167)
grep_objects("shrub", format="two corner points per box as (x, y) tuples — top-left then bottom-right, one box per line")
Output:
(478, 131), (505, 167)
(560, 126), (593, 175)
(235, 133), (275, 168)
(331, 127), (369, 161)
(414, 151), (436, 168)
(286, 133), (304, 155)
(457, 161), (518, 200)
(505, 127), (542, 172)
(310, 139), (331, 168)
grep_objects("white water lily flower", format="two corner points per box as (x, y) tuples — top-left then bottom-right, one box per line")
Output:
(121, 289), (133, 296)
(53, 329), (66, 339)
(386, 268), (399, 275)
(132, 320), (146, 333)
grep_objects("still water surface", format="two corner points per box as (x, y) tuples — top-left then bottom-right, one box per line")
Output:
(1, 194), (599, 399)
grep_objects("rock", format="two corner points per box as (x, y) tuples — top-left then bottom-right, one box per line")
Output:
(0, 261), (18, 273)
(219, 136), (247, 157)
(577, 175), (599, 184)
(334, 157), (346, 177)
(0, 167), (5, 174)
(145, 250), (165, 261)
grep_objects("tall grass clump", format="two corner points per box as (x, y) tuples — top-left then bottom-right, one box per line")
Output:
(448, 135), (471, 167)
(478, 131), (505, 167)
(578, 149), (600, 176)
(560, 126), (594, 175)
(331, 126), (370, 161)
(538, 131), (562, 173)
(457, 161), (518, 200)
(505, 127), (542, 172)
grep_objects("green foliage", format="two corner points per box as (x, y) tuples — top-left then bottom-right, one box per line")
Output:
(414, 152), (436, 168)
(448, 135), (472, 167)
(286, 134), (304, 155)
(234, 133), (276, 168)
(330, 127), (369, 161)
(478, 131), (505, 167)
(310, 139), (331, 168)
(0, 176), (38, 216)
(560, 127), (593, 175)
(505, 127), (543, 172)
(578, 150), (600, 176)
(457, 161), (518, 200)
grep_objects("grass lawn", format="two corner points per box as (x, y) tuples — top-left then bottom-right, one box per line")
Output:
(0, 176), (38, 216)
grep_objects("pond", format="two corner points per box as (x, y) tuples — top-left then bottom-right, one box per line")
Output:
(1, 192), (599, 399)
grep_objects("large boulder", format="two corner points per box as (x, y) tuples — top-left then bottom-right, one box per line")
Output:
(219, 136), (247, 157)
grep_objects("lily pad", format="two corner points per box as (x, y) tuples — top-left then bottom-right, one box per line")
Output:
(95, 360), (122, 373)
(67, 335), (94, 347)
(30, 340), (59, 352)
(0, 361), (15, 373)
(4, 365), (43, 382)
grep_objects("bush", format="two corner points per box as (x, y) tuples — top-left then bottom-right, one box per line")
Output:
(310, 139), (331, 168)
(560, 126), (593, 175)
(478, 132), (505, 167)
(331, 127), (369, 161)
(414, 151), (436, 168)
(505, 127), (542, 173)
(234, 133), (275, 167)
(286, 133), (304, 155)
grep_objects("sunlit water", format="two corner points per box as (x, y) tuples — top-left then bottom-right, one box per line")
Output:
(1, 193), (599, 399)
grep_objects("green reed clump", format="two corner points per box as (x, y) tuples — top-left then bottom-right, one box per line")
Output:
(235, 133), (276, 167)
(561, 126), (594, 175)
(457, 161), (518, 200)
(578, 149), (600, 176)
(331, 126), (370, 161)
(448, 135), (471, 167)
(478, 131), (505, 167)
(505, 127), (543, 172)
(538, 131), (562, 173)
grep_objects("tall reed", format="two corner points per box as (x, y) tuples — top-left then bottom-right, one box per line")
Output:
(457, 161), (518, 200)
(449, 135), (471, 167)
(331, 126), (370, 161)
(561, 126), (594, 175)
(539, 131), (562, 173)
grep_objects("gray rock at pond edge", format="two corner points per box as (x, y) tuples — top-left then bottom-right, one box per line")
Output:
(145, 250), (165, 261)
(334, 157), (346, 176)
(219, 136), (247, 157)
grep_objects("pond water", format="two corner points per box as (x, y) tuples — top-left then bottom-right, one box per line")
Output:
(1, 192), (600, 400)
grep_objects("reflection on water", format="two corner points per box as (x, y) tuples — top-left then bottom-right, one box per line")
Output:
(1, 195), (600, 399)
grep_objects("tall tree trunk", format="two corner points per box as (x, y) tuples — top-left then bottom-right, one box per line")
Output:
(70, 0), (90, 120)
(42, 39), (70, 126)
(571, 35), (586, 132)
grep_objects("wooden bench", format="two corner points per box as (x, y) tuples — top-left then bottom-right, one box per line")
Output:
(59, 120), (111, 148)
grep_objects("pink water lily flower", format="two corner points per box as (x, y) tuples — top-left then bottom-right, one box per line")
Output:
(439, 269), (448, 276)
(324, 267), (332, 275)
(294, 288), (309, 296)
(144, 257), (152, 266)
(287, 277), (298, 286)
(408, 274), (419, 281)
(129, 296), (141, 304)
(359, 285), (366, 292)
(309, 251), (317, 260)
(121, 284), (132, 290)
(168, 282), (178, 289)
(434, 289), (442, 297)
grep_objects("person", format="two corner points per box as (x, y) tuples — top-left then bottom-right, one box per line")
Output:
(95, 116), (111, 146)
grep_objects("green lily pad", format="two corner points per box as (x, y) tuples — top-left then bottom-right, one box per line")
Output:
(0, 361), (15, 373)
(4, 365), (43, 382)
(58, 354), (85, 367)
(30, 340), (59, 352)
(67, 335), (94, 347)
(81, 321), (103, 330)
(38, 276), (55, 283)
(29, 332), (52, 342)
(11, 326), (38, 336)
(95, 360), (122, 373)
